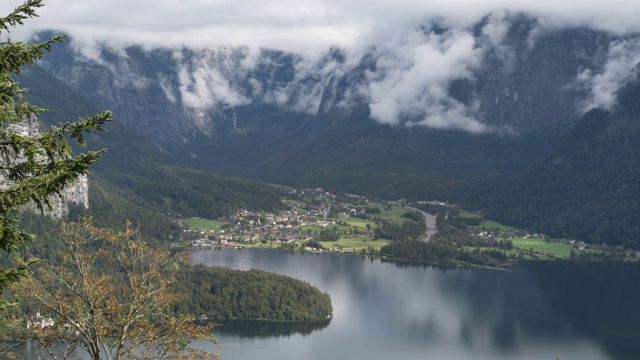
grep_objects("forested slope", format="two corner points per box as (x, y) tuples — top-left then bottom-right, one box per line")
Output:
(481, 76), (640, 246)
(16, 65), (287, 240)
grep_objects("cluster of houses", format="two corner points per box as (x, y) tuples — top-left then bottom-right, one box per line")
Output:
(185, 208), (312, 248)
(26, 312), (54, 330)
(468, 228), (536, 239)
(186, 188), (373, 248)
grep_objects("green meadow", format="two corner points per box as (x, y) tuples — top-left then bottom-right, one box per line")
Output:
(181, 217), (225, 231)
(510, 237), (573, 259)
(379, 205), (415, 223)
(320, 237), (391, 253)
(459, 210), (482, 218)
(475, 220), (515, 231)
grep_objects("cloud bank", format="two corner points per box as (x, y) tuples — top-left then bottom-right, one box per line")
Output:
(3, 0), (640, 133)
(365, 28), (486, 132)
(3, 0), (640, 53)
(576, 38), (640, 112)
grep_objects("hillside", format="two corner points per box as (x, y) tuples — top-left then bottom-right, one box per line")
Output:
(33, 18), (626, 200)
(16, 65), (286, 240)
(480, 75), (640, 246)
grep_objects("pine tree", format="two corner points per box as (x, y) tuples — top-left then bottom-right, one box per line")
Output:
(0, 0), (111, 310)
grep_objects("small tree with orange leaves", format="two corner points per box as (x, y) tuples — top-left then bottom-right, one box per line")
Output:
(16, 217), (219, 360)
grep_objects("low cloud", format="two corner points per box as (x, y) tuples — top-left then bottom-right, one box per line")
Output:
(5, 0), (640, 134)
(576, 38), (640, 112)
(175, 50), (250, 110)
(365, 27), (488, 132)
(4, 0), (640, 55)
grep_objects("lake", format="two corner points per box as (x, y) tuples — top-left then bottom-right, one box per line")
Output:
(191, 248), (640, 360)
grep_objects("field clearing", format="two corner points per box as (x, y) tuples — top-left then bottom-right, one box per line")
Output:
(510, 237), (573, 258)
(181, 217), (224, 231)
(476, 220), (515, 231)
(379, 205), (416, 223)
(459, 210), (482, 218)
(320, 237), (390, 252)
(344, 218), (376, 229)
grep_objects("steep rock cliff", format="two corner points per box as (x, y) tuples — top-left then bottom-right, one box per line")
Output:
(1, 118), (89, 218)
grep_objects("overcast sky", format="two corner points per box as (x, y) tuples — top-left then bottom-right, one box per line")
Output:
(3, 0), (640, 54)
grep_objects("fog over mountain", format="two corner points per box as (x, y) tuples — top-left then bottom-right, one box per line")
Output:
(6, 0), (640, 204)
(5, 1), (640, 136)
(4, 1), (640, 50)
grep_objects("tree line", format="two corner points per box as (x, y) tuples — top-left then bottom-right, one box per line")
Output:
(174, 264), (333, 321)
(379, 212), (511, 267)
(479, 77), (640, 246)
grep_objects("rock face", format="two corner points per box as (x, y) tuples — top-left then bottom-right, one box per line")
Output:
(38, 20), (620, 150)
(1, 118), (89, 219)
(43, 174), (89, 218)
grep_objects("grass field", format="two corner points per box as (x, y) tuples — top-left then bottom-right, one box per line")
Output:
(510, 237), (573, 259)
(181, 217), (225, 231)
(320, 237), (390, 253)
(476, 220), (515, 231)
(459, 210), (482, 218)
(379, 205), (415, 223)
(344, 217), (376, 229)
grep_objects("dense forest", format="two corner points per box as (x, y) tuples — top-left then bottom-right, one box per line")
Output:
(174, 264), (333, 321)
(379, 210), (510, 267)
(479, 76), (640, 246)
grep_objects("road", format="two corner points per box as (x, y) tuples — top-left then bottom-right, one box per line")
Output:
(409, 207), (437, 243)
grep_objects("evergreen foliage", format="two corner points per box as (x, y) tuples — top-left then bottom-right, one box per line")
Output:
(174, 264), (333, 321)
(0, 0), (110, 311)
(480, 75), (640, 245)
(374, 218), (426, 241)
(379, 212), (511, 267)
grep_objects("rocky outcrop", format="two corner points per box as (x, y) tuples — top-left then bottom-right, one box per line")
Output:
(41, 174), (89, 218)
(1, 118), (89, 219)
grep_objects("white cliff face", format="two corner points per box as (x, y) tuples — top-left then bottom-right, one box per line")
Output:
(42, 174), (89, 218)
(1, 118), (90, 219)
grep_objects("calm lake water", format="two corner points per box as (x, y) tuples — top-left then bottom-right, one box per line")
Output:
(191, 248), (640, 360)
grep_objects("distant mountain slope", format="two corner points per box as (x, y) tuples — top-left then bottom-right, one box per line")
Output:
(480, 75), (640, 245)
(33, 18), (627, 200)
(16, 65), (286, 240)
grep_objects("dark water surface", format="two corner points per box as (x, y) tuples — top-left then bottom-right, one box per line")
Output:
(191, 248), (640, 360)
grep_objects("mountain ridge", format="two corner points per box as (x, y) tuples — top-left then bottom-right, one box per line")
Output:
(34, 18), (630, 199)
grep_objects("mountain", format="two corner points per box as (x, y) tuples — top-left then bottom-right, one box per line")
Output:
(16, 65), (287, 241)
(480, 74), (640, 246)
(31, 16), (633, 201)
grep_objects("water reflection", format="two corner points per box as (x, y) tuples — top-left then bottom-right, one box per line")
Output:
(523, 261), (640, 359)
(213, 320), (331, 339)
(191, 248), (638, 360)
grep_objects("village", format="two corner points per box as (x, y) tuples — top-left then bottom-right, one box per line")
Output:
(180, 187), (380, 252)
(179, 187), (637, 260)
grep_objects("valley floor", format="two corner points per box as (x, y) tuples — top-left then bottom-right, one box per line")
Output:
(178, 188), (637, 266)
